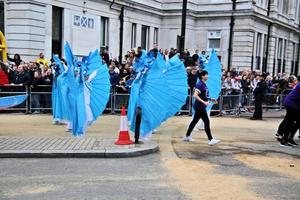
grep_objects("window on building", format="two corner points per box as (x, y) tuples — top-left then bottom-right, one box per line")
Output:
(291, 43), (296, 74)
(177, 35), (181, 50)
(277, 38), (283, 73)
(141, 25), (149, 50)
(131, 23), (136, 48)
(256, 0), (267, 8)
(281, 0), (289, 15)
(52, 6), (63, 56)
(255, 33), (262, 70)
(154, 27), (159, 45)
(262, 34), (268, 72)
(207, 31), (221, 50)
(282, 40), (287, 72)
(0, 1), (4, 33)
(100, 17), (109, 48)
(296, 0), (300, 22)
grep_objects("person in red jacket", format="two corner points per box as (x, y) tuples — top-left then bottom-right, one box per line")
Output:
(0, 62), (9, 85)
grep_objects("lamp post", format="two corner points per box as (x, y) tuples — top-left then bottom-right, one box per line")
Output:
(227, 0), (236, 72)
(180, 0), (187, 52)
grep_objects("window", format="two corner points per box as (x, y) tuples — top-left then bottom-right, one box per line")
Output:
(296, 0), (300, 22)
(291, 43), (296, 74)
(280, 0), (289, 15)
(131, 23), (136, 48)
(154, 27), (159, 45)
(100, 17), (109, 48)
(282, 40), (287, 72)
(207, 31), (221, 50)
(255, 33), (262, 70)
(277, 38), (283, 59)
(277, 38), (283, 73)
(256, 0), (267, 8)
(0, 1), (4, 33)
(141, 25), (149, 50)
(52, 6), (63, 56)
(256, 33), (262, 56)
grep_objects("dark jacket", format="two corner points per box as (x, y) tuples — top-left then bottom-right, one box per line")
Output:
(13, 71), (31, 85)
(253, 80), (267, 101)
(188, 73), (198, 89)
(109, 71), (119, 87)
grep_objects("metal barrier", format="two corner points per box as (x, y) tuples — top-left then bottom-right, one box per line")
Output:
(30, 85), (52, 112)
(0, 84), (293, 116)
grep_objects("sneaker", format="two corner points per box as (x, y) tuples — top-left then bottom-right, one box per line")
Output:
(208, 138), (220, 145)
(280, 142), (293, 148)
(288, 139), (298, 146)
(183, 136), (195, 142)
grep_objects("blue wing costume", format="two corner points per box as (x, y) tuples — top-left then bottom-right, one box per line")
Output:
(162, 53), (188, 120)
(0, 95), (27, 109)
(64, 42), (110, 136)
(127, 50), (187, 138)
(52, 55), (69, 122)
(202, 49), (222, 110)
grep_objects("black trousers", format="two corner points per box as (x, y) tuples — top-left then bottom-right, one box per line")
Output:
(253, 99), (263, 119)
(280, 108), (300, 142)
(186, 108), (213, 140)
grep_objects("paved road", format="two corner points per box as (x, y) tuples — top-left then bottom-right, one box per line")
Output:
(0, 155), (187, 200)
(1, 115), (300, 200)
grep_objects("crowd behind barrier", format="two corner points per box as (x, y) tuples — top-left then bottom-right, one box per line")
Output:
(0, 48), (298, 116)
(0, 84), (292, 116)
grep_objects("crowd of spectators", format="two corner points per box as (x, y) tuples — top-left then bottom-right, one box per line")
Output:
(0, 47), (299, 113)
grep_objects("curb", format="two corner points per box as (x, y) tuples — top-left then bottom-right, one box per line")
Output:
(0, 141), (159, 158)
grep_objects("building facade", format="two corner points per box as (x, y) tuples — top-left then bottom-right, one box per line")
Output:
(0, 0), (299, 75)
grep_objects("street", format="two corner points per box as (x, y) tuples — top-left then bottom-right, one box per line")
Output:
(0, 114), (300, 199)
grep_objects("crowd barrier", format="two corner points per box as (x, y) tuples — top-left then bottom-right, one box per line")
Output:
(0, 84), (292, 116)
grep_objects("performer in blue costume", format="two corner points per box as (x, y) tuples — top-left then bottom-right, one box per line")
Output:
(0, 95), (27, 109)
(64, 42), (110, 136)
(52, 54), (69, 124)
(127, 48), (187, 143)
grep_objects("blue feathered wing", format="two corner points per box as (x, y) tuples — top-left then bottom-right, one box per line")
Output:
(0, 95), (27, 109)
(162, 53), (188, 119)
(203, 49), (222, 110)
(84, 49), (111, 122)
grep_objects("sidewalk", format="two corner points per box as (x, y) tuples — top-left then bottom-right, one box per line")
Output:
(0, 137), (158, 158)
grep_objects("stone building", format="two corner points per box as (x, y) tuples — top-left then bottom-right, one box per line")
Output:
(0, 0), (299, 75)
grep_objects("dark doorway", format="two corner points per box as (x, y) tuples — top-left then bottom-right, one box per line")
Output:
(0, 2), (4, 33)
(52, 6), (63, 57)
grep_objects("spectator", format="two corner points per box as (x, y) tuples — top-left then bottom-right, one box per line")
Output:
(35, 53), (49, 67)
(42, 68), (53, 112)
(100, 47), (110, 64)
(0, 61), (9, 85)
(13, 64), (31, 85)
(109, 65), (119, 88)
(188, 67), (199, 89)
(31, 70), (43, 113)
(7, 53), (23, 66)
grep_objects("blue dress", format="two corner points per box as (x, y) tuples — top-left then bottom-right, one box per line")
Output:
(52, 55), (69, 122)
(64, 42), (110, 136)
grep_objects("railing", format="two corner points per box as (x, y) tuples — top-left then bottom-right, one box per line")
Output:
(0, 84), (292, 116)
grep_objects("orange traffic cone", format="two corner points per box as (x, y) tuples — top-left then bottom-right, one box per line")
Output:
(115, 107), (134, 145)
